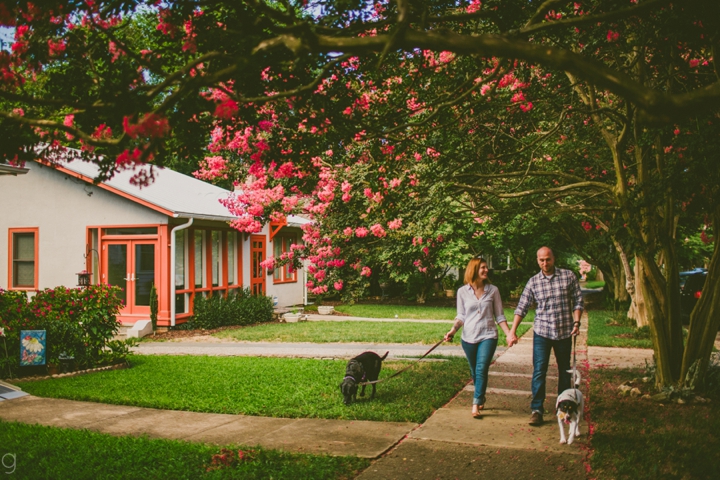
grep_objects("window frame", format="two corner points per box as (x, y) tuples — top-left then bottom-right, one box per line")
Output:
(178, 227), (243, 320)
(8, 227), (39, 290)
(273, 233), (298, 284)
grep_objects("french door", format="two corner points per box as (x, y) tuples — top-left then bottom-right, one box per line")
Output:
(250, 235), (266, 295)
(102, 240), (157, 315)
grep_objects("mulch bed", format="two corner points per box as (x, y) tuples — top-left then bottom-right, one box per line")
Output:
(151, 324), (268, 340)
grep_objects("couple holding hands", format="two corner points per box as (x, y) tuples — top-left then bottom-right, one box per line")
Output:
(444, 247), (584, 425)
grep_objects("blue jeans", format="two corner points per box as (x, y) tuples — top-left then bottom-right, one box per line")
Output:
(531, 334), (572, 412)
(461, 338), (498, 406)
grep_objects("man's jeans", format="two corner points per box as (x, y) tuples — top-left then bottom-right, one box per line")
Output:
(462, 337), (498, 406)
(531, 333), (572, 412)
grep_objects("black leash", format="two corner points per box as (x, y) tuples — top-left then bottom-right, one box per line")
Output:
(358, 338), (446, 386)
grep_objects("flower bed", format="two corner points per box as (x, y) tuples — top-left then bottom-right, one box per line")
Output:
(0, 284), (130, 378)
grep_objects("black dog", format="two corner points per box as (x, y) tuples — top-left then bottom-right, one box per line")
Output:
(340, 351), (388, 405)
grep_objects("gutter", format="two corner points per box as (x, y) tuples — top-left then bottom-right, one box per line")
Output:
(170, 217), (194, 327)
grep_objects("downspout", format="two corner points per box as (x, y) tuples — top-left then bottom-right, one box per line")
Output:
(170, 217), (194, 327)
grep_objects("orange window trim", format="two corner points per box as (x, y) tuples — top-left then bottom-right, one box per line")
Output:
(8, 227), (39, 290)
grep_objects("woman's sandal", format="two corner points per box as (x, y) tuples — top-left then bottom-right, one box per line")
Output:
(472, 405), (484, 418)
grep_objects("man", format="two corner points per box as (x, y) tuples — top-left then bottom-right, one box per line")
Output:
(507, 247), (583, 426)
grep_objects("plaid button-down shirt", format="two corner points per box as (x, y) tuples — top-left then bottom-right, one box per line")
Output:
(514, 268), (584, 340)
(456, 283), (507, 343)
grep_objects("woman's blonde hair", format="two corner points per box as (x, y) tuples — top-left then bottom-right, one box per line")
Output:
(464, 257), (491, 285)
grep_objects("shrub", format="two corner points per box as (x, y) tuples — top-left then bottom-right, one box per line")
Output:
(185, 288), (274, 330)
(0, 284), (125, 377)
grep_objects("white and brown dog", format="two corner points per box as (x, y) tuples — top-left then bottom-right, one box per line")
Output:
(556, 369), (584, 445)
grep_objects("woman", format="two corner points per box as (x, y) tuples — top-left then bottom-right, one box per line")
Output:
(444, 258), (511, 418)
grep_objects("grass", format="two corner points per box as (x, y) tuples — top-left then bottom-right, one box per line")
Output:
(332, 305), (535, 323)
(583, 280), (606, 289)
(214, 320), (532, 346)
(0, 420), (368, 480)
(16, 355), (471, 423)
(588, 310), (654, 349)
(589, 367), (720, 479)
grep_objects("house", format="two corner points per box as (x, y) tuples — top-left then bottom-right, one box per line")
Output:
(0, 156), (310, 328)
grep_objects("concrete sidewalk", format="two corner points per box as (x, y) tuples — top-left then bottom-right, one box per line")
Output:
(0, 395), (414, 458)
(134, 340), (470, 358)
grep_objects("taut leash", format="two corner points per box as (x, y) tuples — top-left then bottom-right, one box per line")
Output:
(358, 338), (446, 386)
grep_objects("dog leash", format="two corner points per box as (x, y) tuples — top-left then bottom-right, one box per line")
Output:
(358, 338), (445, 386)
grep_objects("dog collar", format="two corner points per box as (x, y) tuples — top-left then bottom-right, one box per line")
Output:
(343, 375), (355, 381)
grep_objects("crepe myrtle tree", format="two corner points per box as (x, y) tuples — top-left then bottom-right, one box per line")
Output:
(2, 0), (720, 391)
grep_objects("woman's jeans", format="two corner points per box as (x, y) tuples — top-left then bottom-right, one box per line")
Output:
(531, 334), (572, 412)
(461, 337), (498, 406)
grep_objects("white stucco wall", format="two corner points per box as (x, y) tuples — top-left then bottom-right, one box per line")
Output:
(0, 162), (166, 290)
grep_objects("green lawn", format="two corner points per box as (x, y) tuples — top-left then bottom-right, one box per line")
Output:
(16, 355), (470, 423)
(332, 305), (534, 323)
(0, 420), (368, 480)
(214, 320), (532, 346)
(588, 310), (654, 349)
(582, 280), (605, 289)
(590, 368), (720, 479)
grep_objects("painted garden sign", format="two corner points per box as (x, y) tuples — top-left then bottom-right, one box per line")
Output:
(20, 330), (46, 366)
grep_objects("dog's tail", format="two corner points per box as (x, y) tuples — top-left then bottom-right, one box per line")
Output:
(380, 351), (389, 361)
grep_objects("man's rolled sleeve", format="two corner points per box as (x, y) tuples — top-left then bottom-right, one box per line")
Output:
(514, 284), (534, 319)
(570, 275), (584, 311)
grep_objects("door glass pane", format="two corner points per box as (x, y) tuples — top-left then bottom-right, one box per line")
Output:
(104, 227), (157, 235)
(194, 231), (204, 288)
(211, 231), (221, 287)
(227, 232), (236, 285)
(108, 244), (127, 306)
(135, 244), (155, 306)
(175, 230), (185, 288)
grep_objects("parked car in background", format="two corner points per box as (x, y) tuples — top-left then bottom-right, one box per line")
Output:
(680, 271), (707, 324)
(679, 268), (707, 290)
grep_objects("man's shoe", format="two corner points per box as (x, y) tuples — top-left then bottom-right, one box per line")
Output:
(529, 410), (543, 426)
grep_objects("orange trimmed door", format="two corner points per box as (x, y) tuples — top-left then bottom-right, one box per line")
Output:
(250, 235), (266, 295)
(102, 240), (157, 315)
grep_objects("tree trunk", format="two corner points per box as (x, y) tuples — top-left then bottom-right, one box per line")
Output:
(680, 205), (720, 390)
(628, 258), (648, 326)
(637, 251), (684, 387)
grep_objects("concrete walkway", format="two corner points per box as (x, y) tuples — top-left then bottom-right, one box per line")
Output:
(357, 323), (591, 479)
(134, 340), (470, 358)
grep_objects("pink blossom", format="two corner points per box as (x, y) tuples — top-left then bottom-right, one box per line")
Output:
(519, 102), (534, 112)
(606, 30), (620, 42)
(389, 178), (401, 188)
(370, 224), (387, 238)
(689, 58), (700, 68)
(214, 99), (239, 119)
(360, 266), (372, 277)
(334, 281), (344, 291)
(259, 257), (276, 270)
(466, 0), (482, 13)
(355, 227), (369, 238)
(343, 227), (353, 236)
(388, 218), (403, 230)
(511, 91), (526, 103)
(193, 156), (228, 180)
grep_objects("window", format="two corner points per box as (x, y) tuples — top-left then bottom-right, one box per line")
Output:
(273, 234), (298, 283)
(211, 231), (222, 287)
(227, 231), (238, 286)
(9, 228), (38, 289)
(194, 230), (205, 288)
